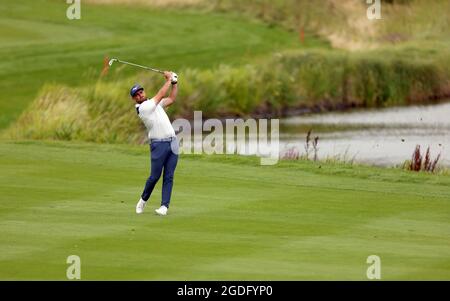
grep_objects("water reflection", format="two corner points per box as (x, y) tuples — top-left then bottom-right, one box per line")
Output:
(280, 102), (450, 166)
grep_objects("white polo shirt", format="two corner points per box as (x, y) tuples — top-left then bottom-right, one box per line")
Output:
(136, 98), (175, 140)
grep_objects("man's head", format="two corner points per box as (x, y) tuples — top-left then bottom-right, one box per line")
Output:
(130, 84), (147, 103)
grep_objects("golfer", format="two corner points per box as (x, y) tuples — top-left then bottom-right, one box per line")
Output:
(131, 71), (178, 216)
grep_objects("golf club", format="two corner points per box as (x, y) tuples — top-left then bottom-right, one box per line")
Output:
(108, 58), (165, 74)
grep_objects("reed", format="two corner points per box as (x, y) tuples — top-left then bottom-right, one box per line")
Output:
(408, 145), (441, 173)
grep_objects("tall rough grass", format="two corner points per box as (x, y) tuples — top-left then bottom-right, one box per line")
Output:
(3, 49), (449, 144)
(4, 83), (145, 144)
(178, 50), (448, 118)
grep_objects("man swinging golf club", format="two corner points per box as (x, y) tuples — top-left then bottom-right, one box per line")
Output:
(132, 71), (178, 216)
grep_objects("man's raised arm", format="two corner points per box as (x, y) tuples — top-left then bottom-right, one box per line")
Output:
(162, 82), (177, 108)
(152, 71), (173, 105)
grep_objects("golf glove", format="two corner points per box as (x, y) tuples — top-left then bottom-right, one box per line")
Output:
(171, 72), (178, 85)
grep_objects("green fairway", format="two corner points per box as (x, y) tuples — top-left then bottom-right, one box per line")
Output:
(0, 0), (313, 129)
(0, 140), (449, 280)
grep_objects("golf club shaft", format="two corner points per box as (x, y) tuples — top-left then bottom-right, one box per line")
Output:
(117, 59), (164, 74)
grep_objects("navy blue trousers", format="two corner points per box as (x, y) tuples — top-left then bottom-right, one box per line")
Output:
(141, 139), (178, 208)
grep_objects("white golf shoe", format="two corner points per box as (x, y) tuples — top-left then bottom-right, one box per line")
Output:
(155, 205), (168, 216)
(136, 198), (147, 214)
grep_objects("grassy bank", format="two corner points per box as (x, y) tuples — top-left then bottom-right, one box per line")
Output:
(87, 0), (450, 49)
(0, 140), (449, 280)
(212, 0), (450, 47)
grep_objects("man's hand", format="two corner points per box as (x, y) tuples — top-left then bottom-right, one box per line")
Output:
(163, 71), (172, 82)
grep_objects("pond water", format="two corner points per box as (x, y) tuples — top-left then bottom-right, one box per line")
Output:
(280, 102), (450, 167)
